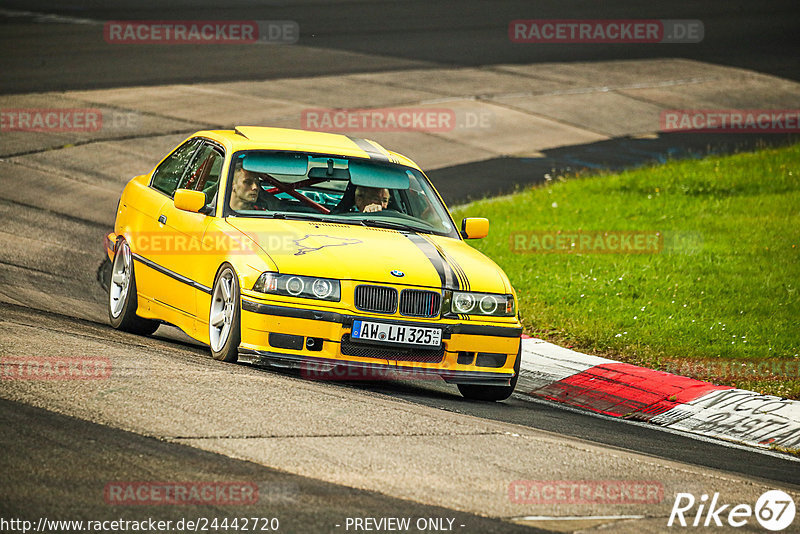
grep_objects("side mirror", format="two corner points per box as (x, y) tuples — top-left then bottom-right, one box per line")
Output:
(461, 217), (489, 239)
(174, 189), (207, 213)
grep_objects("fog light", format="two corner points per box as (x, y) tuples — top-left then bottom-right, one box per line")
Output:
(306, 337), (323, 351)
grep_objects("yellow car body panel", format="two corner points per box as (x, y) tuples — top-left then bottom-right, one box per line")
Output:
(108, 126), (522, 394)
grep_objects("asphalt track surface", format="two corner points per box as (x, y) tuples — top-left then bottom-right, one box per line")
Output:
(0, 0), (798, 94)
(3, 302), (799, 533)
(2, 2), (800, 533)
(0, 396), (542, 533)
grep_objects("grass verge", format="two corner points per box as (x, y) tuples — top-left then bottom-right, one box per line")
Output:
(452, 143), (800, 398)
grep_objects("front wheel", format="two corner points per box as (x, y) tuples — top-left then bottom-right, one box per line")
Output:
(209, 264), (241, 362)
(458, 342), (522, 401)
(108, 240), (160, 335)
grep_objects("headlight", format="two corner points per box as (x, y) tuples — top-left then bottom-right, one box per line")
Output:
(311, 278), (335, 299)
(452, 292), (475, 314)
(253, 273), (340, 302)
(449, 291), (514, 317)
(286, 276), (304, 296)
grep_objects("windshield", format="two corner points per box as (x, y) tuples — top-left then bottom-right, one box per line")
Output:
(224, 151), (458, 237)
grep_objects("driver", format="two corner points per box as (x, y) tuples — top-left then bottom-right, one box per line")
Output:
(354, 186), (390, 213)
(229, 166), (267, 211)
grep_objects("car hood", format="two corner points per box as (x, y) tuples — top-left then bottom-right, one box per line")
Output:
(225, 218), (509, 293)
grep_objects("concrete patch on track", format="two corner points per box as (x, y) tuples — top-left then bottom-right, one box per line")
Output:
(494, 91), (666, 137)
(4, 58), (798, 170)
(0, 93), (205, 157)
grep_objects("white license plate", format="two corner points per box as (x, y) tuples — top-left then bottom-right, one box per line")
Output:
(351, 320), (442, 348)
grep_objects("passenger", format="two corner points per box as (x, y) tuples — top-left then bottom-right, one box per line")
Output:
(354, 186), (390, 213)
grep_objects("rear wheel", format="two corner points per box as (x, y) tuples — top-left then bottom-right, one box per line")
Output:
(209, 264), (240, 363)
(458, 342), (522, 401)
(108, 240), (160, 335)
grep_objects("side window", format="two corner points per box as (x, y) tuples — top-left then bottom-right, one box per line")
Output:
(151, 140), (200, 196)
(178, 143), (224, 206)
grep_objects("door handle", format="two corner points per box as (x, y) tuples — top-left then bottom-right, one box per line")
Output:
(158, 214), (167, 224)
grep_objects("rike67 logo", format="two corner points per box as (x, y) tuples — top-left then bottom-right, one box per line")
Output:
(669, 490), (796, 531)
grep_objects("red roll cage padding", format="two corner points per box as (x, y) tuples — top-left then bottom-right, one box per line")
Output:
(184, 156), (213, 190)
(260, 175), (331, 214)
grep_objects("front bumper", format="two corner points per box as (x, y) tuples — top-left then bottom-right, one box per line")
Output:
(239, 296), (522, 386)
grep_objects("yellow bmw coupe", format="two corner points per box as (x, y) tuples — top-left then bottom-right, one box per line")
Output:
(106, 127), (522, 400)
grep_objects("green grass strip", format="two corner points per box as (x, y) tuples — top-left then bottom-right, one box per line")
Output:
(453, 143), (800, 398)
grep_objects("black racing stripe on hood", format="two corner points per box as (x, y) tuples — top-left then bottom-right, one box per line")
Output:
(449, 256), (469, 292)
(404, 233), (458, 290)
(346, 136), (390, 162)
(424, 234), (471, 292)
(453, 261), (470, 292)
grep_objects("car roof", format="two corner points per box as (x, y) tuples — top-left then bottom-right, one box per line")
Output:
(196, 126), (422, 171)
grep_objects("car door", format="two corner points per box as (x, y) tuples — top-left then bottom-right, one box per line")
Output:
(131, 138), (202, 304)
(156, 141), (225, 322)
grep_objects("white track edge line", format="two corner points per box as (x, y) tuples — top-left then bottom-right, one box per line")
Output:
(513, 393), (800, 464)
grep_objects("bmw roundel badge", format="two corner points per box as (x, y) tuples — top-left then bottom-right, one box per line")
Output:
(390, 270), (405, 277)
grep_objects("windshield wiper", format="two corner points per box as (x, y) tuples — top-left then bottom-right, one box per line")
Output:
(358, 218), (418, 232)
(266, 212), (423, 233)
(270, 212), (326, 222)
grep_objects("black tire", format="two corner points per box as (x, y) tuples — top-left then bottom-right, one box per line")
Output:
(458, 341), (522, 401)
(209, 264), (241, 363)
(97, 256), (112, 293)
(108, 240), (160, 336)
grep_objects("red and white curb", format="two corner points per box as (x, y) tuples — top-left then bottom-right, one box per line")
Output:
(518, 337), (800, 453)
